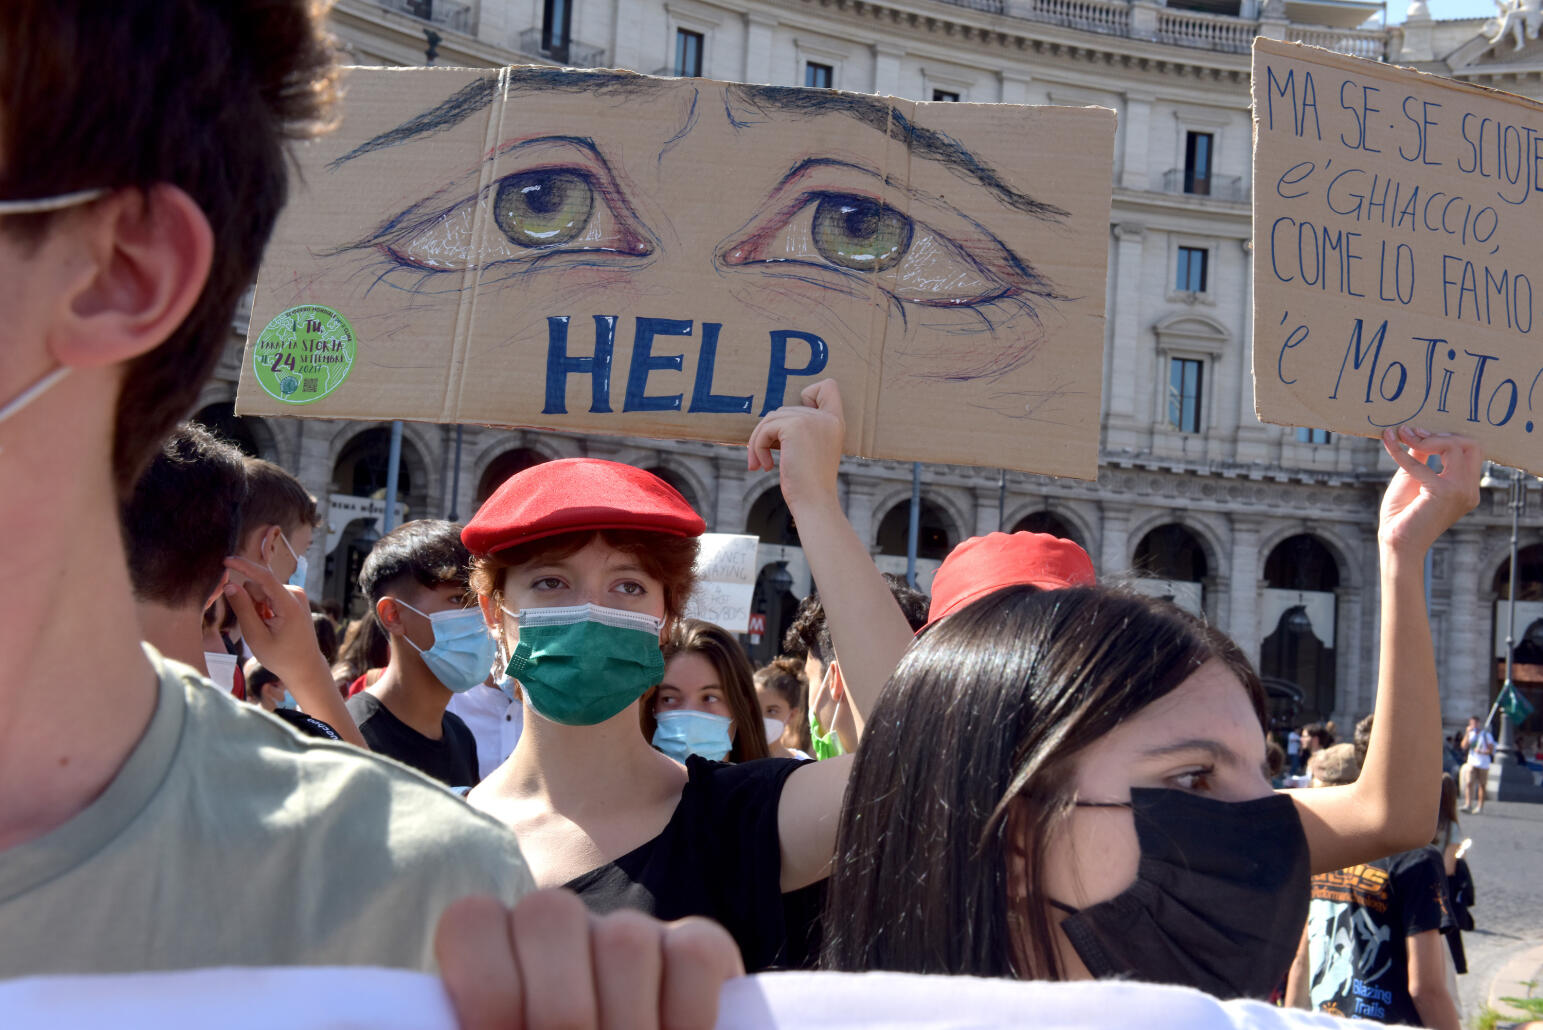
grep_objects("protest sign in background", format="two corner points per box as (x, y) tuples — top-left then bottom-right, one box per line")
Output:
(237, 65), (1114, 478)
(682, 533), (760, 634)
(1253, 40), (1543, 474)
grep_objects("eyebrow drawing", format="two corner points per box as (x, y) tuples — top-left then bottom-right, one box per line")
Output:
(318, 73), (1085, 402)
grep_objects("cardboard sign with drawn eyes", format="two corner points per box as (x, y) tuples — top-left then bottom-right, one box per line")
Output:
(238, 66), (1115, 478)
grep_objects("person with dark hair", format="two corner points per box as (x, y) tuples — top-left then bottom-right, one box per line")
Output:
(464, 381), (918, 973)
(641, 619), (771, 764)
(1286, 748), (1460, 1027)
(1433, 772), (1472, 978)
(819, 426), (1479, 1004)
(1460, 714), (1497, 814)
(0, 4), (745, 1011)
(234, 456), (321, 593)
(333, 614), (390, 694)
(243, 658), (341, 741)
(756, 657), (813, 759)
(311, 611), (340, 666)
(785, 572), (929, 758)
(346, 519), (490, 788)
(125, 423), (250, 676)
(123, 422), (363, 746)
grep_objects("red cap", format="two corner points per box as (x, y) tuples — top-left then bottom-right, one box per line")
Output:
(925, 531), (1095, 628)
(462, 458), (706, 555)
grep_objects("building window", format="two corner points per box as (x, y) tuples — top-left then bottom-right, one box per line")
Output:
(1175, 246), (1208, 293)
(1184, 131), (1213, 196)
(805, 62), (833, 89)
(1168, 357), (1204, 433)
(1295, 427), (1332, 444)
(542, 0), (573, 62)
(932, 89), (960, 102)
(674, 29), (704, 77)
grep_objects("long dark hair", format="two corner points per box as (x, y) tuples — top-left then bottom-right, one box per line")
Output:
(641, 619), (770, 763)
(820, 585), (1265, 978)
(1434, 771), (1460, 849)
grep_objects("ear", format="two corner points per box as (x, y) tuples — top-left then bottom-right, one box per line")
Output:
(375, 597), (405, 637)
(51, 185), (214, 369)
(478, 593), (503, 634)
(258, 525), (284, 565)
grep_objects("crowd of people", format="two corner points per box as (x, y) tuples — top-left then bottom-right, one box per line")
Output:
(0, 2), (1501, 1027)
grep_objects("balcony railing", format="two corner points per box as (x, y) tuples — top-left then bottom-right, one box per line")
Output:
(374, 0), (474, 34)
(516, 27), (608, 68)
(1285, 23), (1387, 60)
(1160, 168), (1250, 202)
(1011, 0), (1130, 36)
(936, 0), (1394, 61)
(1155, 6), (1255, 52)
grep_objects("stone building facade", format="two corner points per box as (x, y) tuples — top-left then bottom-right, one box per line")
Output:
(196, 0), (1543, 732)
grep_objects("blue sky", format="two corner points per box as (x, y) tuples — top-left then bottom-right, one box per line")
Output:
(1385, 0), (1500, 24)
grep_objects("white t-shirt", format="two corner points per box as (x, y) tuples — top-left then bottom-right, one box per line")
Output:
(446, 682), (523, 780)
(1466, 727), (1497, 769)
(0, 647), (532, 976)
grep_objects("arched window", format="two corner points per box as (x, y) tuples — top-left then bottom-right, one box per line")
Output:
(476, 448), (549, 506)
(875, 499), (955, 560)
(1011, 510), (1083, 548)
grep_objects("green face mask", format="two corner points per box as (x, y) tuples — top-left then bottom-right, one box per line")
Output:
(502, 603), (665, 727)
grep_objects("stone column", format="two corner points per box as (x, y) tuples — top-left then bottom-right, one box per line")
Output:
(999, 70), (1031, 106)
(743, 12), (776, 86)
(714, 461), (747, 534)
(1227, 515), (1263, 661)
(1100, 505), (1131, 578)
(1444, 527), (1485, 725)
(973, 484), (1004, 536)
(871, 43), (904, 97)
(1106, 224), (1146, 441)
(1120, 94), (1153, 191)
(845, 476), (878, 552)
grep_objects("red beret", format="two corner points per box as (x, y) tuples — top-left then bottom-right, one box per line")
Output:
(925, 531), (1095, 628)
(462, 458), (705, 556)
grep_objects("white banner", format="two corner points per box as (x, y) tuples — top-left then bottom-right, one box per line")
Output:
(0, 967), (1361, 1029)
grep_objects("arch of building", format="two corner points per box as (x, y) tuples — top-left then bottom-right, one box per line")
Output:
(868, 482), (970, 556)
(745, 484), (798, 545)
(872, 495), (964, 560)
(190, 400), (280, 462)
(327, 423), (437, 518)
(1255, 522), (1362, 592)
(1005, 504), (1095, 551)
(473, 447), (553, 506)
(1126, 514), (1224, 584)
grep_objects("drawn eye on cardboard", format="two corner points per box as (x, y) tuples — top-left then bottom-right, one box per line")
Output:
(240, 66), (1114, 478)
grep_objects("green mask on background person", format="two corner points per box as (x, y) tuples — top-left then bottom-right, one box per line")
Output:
(502, 602), (665, 726)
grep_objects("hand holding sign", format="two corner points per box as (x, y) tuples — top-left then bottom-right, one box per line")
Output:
(747, 379), (845, 514)
(1376, 426), (1481, 555)
(435, 889), (743, 1030)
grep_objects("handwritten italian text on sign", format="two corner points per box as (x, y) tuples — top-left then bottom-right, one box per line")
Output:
(1253, 40), (1543, 472)
(236, 66), (1114, 478)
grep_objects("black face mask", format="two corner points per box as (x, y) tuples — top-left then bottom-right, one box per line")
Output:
(1049, 787), (1309, 1000)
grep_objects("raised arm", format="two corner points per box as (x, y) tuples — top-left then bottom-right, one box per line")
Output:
(746, 380), (915, 718)
(747, 380), (915, 890)
(1289, 427), (1479, 874)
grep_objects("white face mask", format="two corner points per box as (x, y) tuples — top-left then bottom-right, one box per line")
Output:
(763, 716), (786, 746)
(0, 188), (109, 447)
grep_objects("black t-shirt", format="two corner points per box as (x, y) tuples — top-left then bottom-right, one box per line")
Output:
(344, 691), (480, 789)
(1306, 845), (1454, 1024)
(565, 755), (813, 973)
(269, 706), (342, 741)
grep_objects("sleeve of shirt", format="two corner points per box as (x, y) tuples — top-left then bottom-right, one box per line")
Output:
(686, 756), (809, 972)
(1392, 848), (1456, 938)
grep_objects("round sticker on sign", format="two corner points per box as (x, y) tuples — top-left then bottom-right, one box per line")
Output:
(252, 304), (356, 405)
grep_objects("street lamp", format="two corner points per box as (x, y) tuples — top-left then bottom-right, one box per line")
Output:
(1480, 462), (1526, 766)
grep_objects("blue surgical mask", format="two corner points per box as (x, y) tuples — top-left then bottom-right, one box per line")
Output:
(396, 600), (499, 694)
(277, 532), (308, 590)
(652, 710), (734, 763)
(280, 690), (298, 710)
